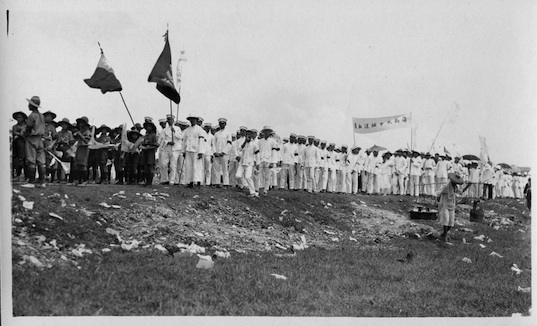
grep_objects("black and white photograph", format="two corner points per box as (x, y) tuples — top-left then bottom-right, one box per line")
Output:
(1, 0), (535, 325)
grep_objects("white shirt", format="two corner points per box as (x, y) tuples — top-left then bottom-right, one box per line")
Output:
(303, 144), (320, 168)
(281, 142), (297, 165)
(213, 128), (233, 155)
(258, 137), (278, 163)
(181, 125), (205, 154)
(161, 125), (182, 151)
(204, 131), (214, 155)
(238, 140), (258, 166)
(435, 160), (449, 178)
(410, 156), (423, 176)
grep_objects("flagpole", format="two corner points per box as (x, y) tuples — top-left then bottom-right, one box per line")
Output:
(428, 110), (449, 153)
(119, 92), (135, 126)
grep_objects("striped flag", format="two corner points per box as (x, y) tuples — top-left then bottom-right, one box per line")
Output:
(84, 50), (123, 93)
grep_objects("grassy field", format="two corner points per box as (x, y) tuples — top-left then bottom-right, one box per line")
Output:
(13, 233), (531, 316)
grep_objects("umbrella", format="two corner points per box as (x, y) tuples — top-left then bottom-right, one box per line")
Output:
(462, 154), (480, 161)
(498, 163), (511, 169)
(368, 144), (387, 152)
(510, 165), (521, 173)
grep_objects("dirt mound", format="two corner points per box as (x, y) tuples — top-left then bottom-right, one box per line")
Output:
(10, 184), (530, 270)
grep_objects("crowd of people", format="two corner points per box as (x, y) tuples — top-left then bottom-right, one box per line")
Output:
(11, 95), (531, 205)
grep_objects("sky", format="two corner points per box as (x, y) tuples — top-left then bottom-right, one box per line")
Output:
(1, 0), (536, 167)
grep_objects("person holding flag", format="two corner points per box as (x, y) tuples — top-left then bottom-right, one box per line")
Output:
(181, 114), (206, 188)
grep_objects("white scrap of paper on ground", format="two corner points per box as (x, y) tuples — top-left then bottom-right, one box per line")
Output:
(270, 273), (288, 280)
(479, 244), (486, 248)
(489, 251), (503, 258)
(511, 264), (522, 275)
(517, 286), (530, 293)
(21, 183), (35, 188)
(462, 257), (472, 263)
(22, 201), (34, 210)
(49, 212), (64, 220)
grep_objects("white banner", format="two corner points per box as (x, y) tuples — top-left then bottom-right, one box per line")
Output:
(352, 113), (411, 134)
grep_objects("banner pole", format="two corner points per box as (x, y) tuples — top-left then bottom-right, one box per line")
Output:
(119, 92), (135, 126)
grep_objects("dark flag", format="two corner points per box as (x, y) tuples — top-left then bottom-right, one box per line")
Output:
(84, 51), (123, 93)
(148, 31), (181, 104)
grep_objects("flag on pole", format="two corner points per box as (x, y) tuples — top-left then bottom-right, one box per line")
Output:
(84, 50), (123, 93)
(353, 113), (411, 134)
(478, 135), (490, 163)
(176, 50), (187, 93)
(46, 150), (70, 174)
(148, 31), (181, 104)
(444, 146), (450, 156)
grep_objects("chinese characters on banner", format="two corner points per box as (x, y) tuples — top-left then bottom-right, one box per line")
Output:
(352, 113), (411, 134)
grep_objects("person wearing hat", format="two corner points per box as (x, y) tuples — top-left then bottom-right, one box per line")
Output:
(24, 96), (47, 187)
(42, 111), (58, 182)
(11, 111), (28, 182)
(235, 129), (260, 197)
(53, 118), (74, 183)
(407, 151), (422, 197)
(316, 140), (329, 192)
(436, 172), (465, 242)
(93, 125), (112, 184)
(229, 127), (247, 187)
(109, 125), (125, 184)
(158, 114), (182, 185)
(480, 162), (494, 200)
(122, 129), (142, 185)
(294, 135), (307, 190)
(338, 145), (351, 194)
(348, 146), (360, 194)
(422, 153), (436, 196)
(212, 118), (233, 187)
(301, 135), (319, 193)
(257, 126), (279, 195)
(278, 133), (297, 190)
(69, 116), (92, 186)
(202, 123), (215, 186)
(139, 120), (159, 187)
(325, 143), (337, 192)
(434, 155), (450, 192)
(467, 162), (481, 198)
(182, 114), (206, 187)
(172, 120), (190, 186)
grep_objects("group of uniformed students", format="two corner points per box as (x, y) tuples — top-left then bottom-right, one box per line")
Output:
(11, 95), (530, 200)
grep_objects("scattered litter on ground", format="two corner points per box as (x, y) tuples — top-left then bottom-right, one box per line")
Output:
(270, 273), (287, 280)
(479, 244), (486, 249)
(489, 251), (503, 258)
(511, 264), (522, 275)
(214, 251), (230, 259)
(48, 212), (64, 221)
(22, 201), (34, 210)
(21, 184), (35, 188)
(473, 235), (485, 241)
(13, 189), (20, 193)
(462, 257), (472, 263)
(517, 286), (530, 293)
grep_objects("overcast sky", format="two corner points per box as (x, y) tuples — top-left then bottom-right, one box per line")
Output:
(1, 0), (536, 167)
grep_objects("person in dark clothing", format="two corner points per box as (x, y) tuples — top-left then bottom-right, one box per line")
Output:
(139, 121), (159, 187)
(524, 178), (531, 211)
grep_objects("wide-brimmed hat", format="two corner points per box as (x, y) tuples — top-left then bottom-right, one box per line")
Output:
(158, 118), (167, 123)
(12, 111), (27, 120)
(26, 96), (41, 108)
(96, 124), (111, 133)
(177, 120), (189, 126)
(448, 173), (464, 184)
(76, 116), (89, 125)
(202, 123), (212, 128)
(166, 114), (175, 120)
(186, 113), (201, 120)
(261, 125), (273, 132)
(127, 130), (141, 138)
(58, 118), (70, 126)
(143, 116), (153, 122)
(43, 111), (57, 119)
(143, 121), (156, 131)
(218, 118), (227, 123)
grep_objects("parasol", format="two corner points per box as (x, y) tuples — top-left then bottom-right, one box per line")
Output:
(462, 154), (480, 161)
(368, 144), (387, 152)
(510, 165), (521, 173)
(498, 163), (511, 169)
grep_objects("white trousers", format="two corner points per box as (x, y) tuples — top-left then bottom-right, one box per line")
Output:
(160, 147), (180, 184)
(236, 164), (256, 194)
(185, 152), (203, 183)
(212, 155), (229, 185)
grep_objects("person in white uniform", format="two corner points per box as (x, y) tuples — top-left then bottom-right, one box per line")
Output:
(212, 118), (232, 187)
(202, 123), (214, 186)
(257, 126), (279, 195)
(235, 129), (260, 197)
(181, 114), (206, 187)
(159, 114), (182, 185)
